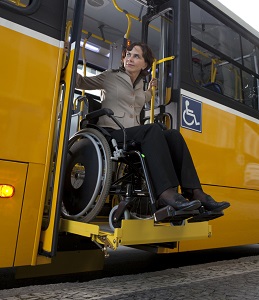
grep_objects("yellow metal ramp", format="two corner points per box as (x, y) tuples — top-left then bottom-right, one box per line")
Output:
(60, 218), (211, 253)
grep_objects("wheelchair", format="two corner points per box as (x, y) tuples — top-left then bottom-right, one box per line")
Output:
(61, 108), (223, 229)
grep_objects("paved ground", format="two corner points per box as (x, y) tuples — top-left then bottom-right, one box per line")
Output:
(1, 255), (259, 299)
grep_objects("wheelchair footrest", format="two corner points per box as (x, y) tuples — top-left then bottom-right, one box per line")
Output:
(188, 210), (224, 223)
(154, 205), (199, 222)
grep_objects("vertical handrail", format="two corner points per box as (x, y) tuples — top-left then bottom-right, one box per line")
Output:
(150, 56), (175, 123)
(78, 38), (89, 123)
(211, 58), (217, 82)
(150, 58), (157, 123)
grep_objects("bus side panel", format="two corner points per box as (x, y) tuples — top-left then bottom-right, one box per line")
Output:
(179, 187), (259, 251)
(180, 93), (259, 249)
(0, 160), (28, 268)
(14, 163), (45, 267)
(0, 17), (64, 266)
(181, 98), (259, 189)
(0, 23), (61, 164)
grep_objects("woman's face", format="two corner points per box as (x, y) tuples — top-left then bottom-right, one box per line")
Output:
(123, 46), (147, 75)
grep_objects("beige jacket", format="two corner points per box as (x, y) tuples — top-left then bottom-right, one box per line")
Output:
(76, 69), (152, 129)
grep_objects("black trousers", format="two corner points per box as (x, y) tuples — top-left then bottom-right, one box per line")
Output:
(108, 123), (201, 197)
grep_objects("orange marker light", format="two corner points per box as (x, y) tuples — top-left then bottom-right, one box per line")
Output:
(0, 185), (15, 198)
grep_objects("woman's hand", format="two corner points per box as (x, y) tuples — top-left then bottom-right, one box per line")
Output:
(64, 41), (70, 55)
(147, 78), (157, 92)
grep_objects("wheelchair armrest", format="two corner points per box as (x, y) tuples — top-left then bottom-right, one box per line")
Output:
(82, 107), (127, 151)
(156, 121), (168, 131)
(85, 108), (114, 121)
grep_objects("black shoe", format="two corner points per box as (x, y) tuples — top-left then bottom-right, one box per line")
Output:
(157, 194), (201, 211)
(201, 195), (230, 212)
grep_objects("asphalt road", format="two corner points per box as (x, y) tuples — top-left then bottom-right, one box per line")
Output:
(1, 245), (259, 299)
(1, 244), (259, 290)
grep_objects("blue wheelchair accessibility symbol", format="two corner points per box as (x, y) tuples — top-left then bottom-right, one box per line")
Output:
(181, 95), (202, 132)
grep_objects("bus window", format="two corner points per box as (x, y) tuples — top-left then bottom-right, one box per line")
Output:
(190, 1), (259, 110)
(241, 37), (259, 72)
(191, 2), (241, 61)
(192, 42), (242, 100)
(242, 70), (258, 108)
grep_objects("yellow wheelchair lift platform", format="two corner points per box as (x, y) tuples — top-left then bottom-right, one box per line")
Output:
(15, 219), (211, 279)
(60, 218), (212, 256)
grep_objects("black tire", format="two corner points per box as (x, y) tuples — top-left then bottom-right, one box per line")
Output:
(108, 205), (130, 231)
(62, 128), (112, 222)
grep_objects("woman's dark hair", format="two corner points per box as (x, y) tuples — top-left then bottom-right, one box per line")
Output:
(122, 42), (155, 76)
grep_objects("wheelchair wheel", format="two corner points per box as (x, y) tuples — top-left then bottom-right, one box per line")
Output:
(109, 205), (130, 231)
(116, 163), (153, 220)
(129, 197), (153, 220)
(62, 128), (112, 222)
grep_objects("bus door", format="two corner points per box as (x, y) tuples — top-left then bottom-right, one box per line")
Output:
(142, 0), (180, 129)
(0, 0), (67, 267)
(39, 1), (86, 259)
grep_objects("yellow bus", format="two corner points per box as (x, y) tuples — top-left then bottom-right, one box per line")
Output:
(0, 0), (258, 277)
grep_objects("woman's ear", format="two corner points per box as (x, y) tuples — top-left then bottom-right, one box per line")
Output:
(142, 62), (148, 70)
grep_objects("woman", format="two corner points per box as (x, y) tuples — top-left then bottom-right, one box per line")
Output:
(76, 42), (230, 212)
